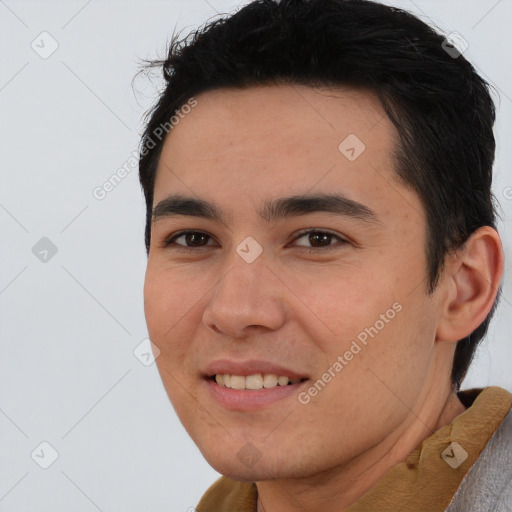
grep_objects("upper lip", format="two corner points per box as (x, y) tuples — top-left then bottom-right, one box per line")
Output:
(204, 359), (309, 380)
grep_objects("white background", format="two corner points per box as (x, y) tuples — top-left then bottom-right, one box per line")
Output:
(1, 0), (511, 510)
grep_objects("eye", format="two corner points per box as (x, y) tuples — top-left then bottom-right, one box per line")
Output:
(290, 229), (348, 250)
(163, 230), (217, 249)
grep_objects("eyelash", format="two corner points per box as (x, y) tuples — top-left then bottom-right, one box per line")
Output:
(162, 229), (348, 252)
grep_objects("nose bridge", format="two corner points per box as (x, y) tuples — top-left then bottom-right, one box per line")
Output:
(202, 244), (285, 336)
(214, 244), (271, 310)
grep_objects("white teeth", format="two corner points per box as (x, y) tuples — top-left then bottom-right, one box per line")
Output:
(263, 374), (278, 388)
(230, 375), (246, 390)
(245, 374), (263, 389)
(214, 373), (303, 390)
(278, 376), (289, 386)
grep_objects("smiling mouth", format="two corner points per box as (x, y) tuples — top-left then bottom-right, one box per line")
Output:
(210, 373), (308, 390)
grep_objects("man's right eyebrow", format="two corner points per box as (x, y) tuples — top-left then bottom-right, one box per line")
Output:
(152, 195), (225, 223)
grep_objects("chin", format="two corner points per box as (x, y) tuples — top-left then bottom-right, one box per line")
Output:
(200, 447), (307, 482)
(208, 461), (285, 483)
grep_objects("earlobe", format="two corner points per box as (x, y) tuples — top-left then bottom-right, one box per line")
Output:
(436, 226), (504, 343)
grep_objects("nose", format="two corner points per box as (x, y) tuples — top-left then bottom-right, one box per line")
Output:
(202, 250), (286, 338)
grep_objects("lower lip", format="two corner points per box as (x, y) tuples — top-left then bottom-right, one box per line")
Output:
(205, 378), (308, 411)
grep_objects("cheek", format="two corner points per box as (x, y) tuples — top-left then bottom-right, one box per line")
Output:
(143, 272), (170, 340)
(303, 306), (435, 454)
(333, 296), (436, 413)
(144, 263), (199, 331)
(300, 269), (393, 347)
(305, 262), (434, 389)
(143, 266), (194, 365)
(144, 270), (200, 417)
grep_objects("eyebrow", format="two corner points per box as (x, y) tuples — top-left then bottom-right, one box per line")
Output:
(152, 193), (380, 225)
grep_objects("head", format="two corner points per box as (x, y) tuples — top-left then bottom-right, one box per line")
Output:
(139, 0), (503, 481)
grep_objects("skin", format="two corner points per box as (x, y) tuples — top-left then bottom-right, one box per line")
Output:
(143, 84), (503, 512)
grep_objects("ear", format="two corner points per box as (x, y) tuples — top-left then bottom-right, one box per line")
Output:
(436, 226), (504, 342)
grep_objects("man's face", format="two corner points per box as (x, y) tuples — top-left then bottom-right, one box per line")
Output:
(144, 84), (445, 480)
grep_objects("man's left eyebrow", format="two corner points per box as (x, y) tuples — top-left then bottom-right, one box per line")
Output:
(152, 193), (381, 225)
(258, 193), (380, 224)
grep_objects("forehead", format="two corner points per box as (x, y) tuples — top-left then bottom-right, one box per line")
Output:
(159, 84), (390, 160)
(153, 84), (419, 226)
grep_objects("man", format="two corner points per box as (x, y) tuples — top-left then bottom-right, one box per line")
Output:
(138, 0), (512, 510)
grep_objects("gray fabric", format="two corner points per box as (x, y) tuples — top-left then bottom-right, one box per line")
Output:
(445, 406), (512, 511)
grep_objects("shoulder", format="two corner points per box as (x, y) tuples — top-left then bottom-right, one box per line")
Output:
(446, 399), (512, 511)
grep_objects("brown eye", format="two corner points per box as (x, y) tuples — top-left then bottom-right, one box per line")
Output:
(164, 231), (216, 248)
(292, 229), (347, 250)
